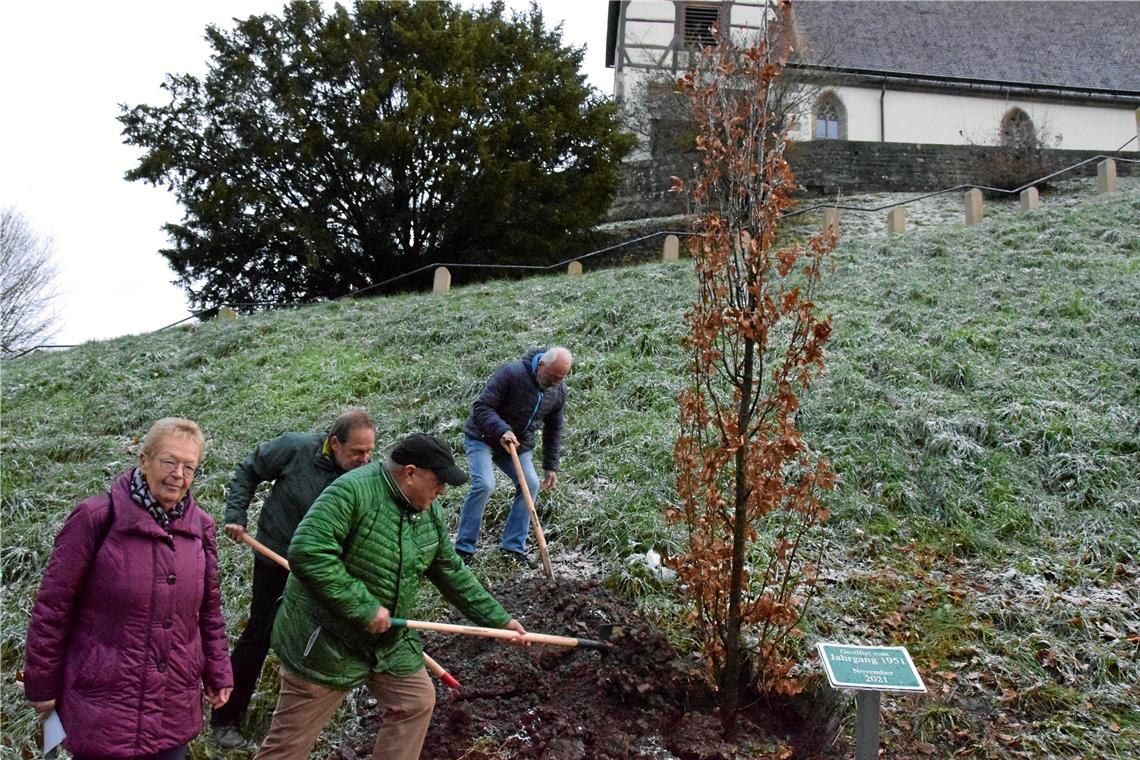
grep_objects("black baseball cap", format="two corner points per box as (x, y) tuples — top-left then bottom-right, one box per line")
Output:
(390, 434), (469, 486)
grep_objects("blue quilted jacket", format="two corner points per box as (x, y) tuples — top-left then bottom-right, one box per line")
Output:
(462, 347), (568, 471)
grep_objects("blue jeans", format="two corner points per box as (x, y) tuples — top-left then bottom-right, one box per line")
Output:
(454, 437), (539, 555)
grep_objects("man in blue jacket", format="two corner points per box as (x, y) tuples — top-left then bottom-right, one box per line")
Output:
(454, 346), (572, 565)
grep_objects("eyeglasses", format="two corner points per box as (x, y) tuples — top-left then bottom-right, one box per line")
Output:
(157, 458), (200, 478)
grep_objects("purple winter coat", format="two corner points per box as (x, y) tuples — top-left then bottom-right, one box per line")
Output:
(24, 470), (232, 757)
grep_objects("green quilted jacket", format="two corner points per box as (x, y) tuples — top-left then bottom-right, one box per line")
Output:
(271, 462), (510, 688)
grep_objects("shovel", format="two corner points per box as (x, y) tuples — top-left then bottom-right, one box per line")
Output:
(237, 532), (462, 688)
(422, 653), (460, 688)
(505, 442), (554, 580)
(390, 617), (612, 650)
(238, 532), (289, 571)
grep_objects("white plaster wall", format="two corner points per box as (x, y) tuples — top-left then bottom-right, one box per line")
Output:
(616, 4), (775, 75)
(624, 1), (675, 22)
(623, 22), (675, 50)
(725, 1), (771, 41)
(616, 1), (779, 157)
(617, 3), (1137, 153)
(622, 0), (770, 26)
(791, 85), (1137, 151)
(614, 1), (674, 107)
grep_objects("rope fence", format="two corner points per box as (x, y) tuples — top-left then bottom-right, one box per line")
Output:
(8, 149), (1136, 358)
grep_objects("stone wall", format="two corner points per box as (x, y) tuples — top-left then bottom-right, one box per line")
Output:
(787, 141), (1136, 196)
(607, 138), (1137, 221)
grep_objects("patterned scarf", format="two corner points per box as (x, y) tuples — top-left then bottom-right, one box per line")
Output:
(130, 467), (188, 529)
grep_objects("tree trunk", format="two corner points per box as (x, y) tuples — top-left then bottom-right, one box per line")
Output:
(721, 335), (756, 738)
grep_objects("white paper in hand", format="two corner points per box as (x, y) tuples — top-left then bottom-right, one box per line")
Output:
(42, 710), (65, 757)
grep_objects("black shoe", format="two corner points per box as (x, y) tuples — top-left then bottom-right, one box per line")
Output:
(456, 549), (474, 566)
(499, 549), (536, 569)
(212, 724), (245, 749)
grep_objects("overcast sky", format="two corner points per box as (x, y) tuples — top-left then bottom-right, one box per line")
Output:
(0, 0), (614, 346)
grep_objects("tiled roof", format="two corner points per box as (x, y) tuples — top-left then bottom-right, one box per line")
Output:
(790, 1), (1140, 93)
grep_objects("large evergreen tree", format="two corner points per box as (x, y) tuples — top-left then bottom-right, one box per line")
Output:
(120, 0), (633, 309)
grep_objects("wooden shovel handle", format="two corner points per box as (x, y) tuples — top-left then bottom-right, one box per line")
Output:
(237, 532), (466, 682)
(505, 442), (554, 579)
(391, 617), (608, 650)
(239, 532), (290, 571)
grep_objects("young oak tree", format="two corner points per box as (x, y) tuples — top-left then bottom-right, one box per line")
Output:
(119, 0), (633, 310)
(667, 1), (836, 737)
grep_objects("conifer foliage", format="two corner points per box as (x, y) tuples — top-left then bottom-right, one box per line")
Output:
(667, 1), (837, 736)
(119, 0), (632, 310)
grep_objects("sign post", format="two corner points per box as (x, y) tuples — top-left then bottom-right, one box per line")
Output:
(817, 643), (926, 760)
(854, 690), (881, 758)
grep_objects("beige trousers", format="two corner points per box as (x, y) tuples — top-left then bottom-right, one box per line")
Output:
(254, 665), (435, 760)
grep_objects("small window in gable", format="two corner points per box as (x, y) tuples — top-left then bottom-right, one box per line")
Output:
(684, 3), (722, 48)
(813, 93), (846, 140)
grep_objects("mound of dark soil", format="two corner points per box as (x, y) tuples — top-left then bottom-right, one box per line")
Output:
(356, 575), (841, 759)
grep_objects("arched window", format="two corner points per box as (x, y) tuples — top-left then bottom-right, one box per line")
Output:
(813, 92), (846, 140)
(1000, 107), (1036, 147)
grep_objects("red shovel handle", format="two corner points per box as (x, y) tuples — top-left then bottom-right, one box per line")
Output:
(423, 653), (461, 689)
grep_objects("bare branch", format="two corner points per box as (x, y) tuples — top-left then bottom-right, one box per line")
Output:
(1, 207), (61, 355)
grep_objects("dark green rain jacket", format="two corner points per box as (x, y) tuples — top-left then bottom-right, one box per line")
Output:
(223, 431), (345, 559)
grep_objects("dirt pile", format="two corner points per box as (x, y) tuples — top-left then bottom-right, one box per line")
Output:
(353, 574), (840, 759)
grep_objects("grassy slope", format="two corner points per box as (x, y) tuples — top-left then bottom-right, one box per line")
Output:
(1, 191), (1137, 758)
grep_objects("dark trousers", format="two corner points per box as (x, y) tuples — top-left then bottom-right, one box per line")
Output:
(211, 558), (289, 727)
(72, 744), (186, 760)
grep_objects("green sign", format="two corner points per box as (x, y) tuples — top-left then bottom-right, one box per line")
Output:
(817, 642), (926, 692)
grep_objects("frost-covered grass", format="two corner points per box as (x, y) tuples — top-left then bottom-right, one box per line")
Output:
(794, 184), (1139, 757)
(2, 187), (1137, 758)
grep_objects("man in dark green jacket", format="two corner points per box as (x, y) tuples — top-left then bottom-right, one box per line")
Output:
(211, 409), (376, 747)
(254, 434), (526, 760)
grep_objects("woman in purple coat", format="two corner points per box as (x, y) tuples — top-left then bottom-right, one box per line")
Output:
(24, 417), (233, 760)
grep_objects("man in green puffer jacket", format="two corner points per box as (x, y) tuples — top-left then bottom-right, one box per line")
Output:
(255, 434), (526, 760)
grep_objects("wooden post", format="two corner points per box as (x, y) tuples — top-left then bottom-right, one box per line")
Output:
(432, 266), (451, 294)
(567, 261), (583, 276)
(1020, 186), (1039, 211)
(1097, 159), (1117, 195)
(964, 188), (983, 225)
(824, 207), (840, 237)
(216, 307), (237, 320)
(663, 234), (679, 261)
(887, 207), (906, 235)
